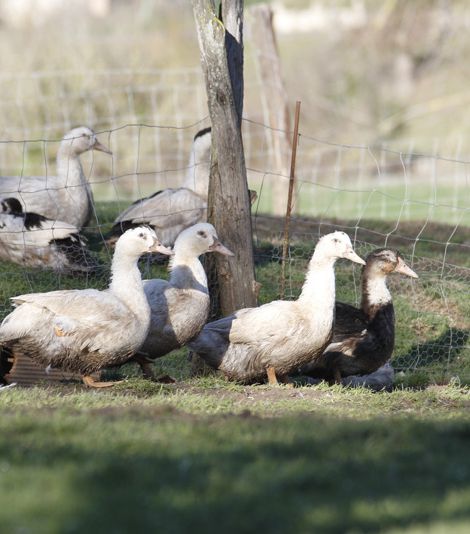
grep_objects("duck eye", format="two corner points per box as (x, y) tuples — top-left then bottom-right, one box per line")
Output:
(197, 231), (207, 238)
(138, 232), (144, 238)
(333, 238), (339, 243)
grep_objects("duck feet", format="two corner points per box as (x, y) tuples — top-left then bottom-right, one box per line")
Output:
(328, 368), (342, 386)
(134, 355), (176, 383)
(267, 367), (294, 387)
(82, 375), (122, 388)
(266, 366), (279, 385)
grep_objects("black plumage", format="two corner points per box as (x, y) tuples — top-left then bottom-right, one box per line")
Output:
(301, 248), (418, 384)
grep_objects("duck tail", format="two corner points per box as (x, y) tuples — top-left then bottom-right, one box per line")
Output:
(53, 234), (101, 274)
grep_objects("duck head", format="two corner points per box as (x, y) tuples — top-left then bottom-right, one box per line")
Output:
(0, 198), (23, 214)
(61, 126), (112, 156)
(115, 226), (173, 259)
(174, 223), (234, 257)
(365, 249), (418, 279)
(315, 231), (365, 265)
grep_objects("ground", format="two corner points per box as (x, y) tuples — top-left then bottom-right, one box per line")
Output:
(0, 208), (468, 533)
(0, 379), (469, 533)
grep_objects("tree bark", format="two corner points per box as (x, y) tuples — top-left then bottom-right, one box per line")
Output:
(192, 0), (257, 318)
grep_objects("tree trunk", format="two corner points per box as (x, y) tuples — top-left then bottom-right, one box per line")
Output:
(192, 0), (257, 318)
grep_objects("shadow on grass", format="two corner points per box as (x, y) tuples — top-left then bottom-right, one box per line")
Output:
(394, 328), (469, 370)
(0, 414), (469, 533)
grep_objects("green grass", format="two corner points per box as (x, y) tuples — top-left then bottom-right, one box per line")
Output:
(0, 382), (469, 533)
(252, 181), (470, 226)
(0, 204), (468, 532)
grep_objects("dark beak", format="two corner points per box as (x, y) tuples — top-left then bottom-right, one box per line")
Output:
(395, 256), (418, 278)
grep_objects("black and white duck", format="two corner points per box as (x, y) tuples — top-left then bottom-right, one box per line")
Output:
(300, 248), (418, 385)
(0, 197), (98, 273)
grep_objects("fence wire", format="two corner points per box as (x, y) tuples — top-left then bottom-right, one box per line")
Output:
(0, 69), (468, 382)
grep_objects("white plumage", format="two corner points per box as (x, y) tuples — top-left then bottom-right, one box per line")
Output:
(189, 232), (366, 384)
(0, 227), (173, 387)
(0, 126), (112, 229)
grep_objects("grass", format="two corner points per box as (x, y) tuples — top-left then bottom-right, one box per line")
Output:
(253, 180), (470, 227)
(0, 205), (468, 532)
(0, 382), (470, 533)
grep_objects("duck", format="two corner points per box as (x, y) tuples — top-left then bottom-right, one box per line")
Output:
(300, 248), (418, 384)
(134, 222), (233, 378)
(0, 226), (173, 387)
(188, 232), (365, 384)
(0, 197), (98, 273)
(109, 128), (211, 246)
(0, 126), (112, 229)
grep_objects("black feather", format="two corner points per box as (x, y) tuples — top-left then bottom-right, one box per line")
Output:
(53, 235), (100, 274)
(194, 127), (211, 141)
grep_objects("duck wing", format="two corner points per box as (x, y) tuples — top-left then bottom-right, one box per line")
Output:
(11, 289), (129, 343)
(331, 301), (368, 342)
(112, 188), (206, 245)
(191, 301), (298, 357)
(228, 301), (300, 344)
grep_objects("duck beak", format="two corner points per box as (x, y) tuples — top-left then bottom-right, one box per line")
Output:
(395, 257), (418, 278)
(209, 239), (234, 256)
(344, 247), (366, 265)
(150, 240), (174, 256)
(93, 139), (113, 155)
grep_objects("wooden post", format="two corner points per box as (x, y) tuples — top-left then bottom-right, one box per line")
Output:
(192, 0), (257, 317)
(247, 3), (292, 215)
(280, 101), (301, 300)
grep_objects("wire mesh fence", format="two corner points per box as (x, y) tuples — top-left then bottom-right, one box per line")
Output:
(0, 67), (468, 382)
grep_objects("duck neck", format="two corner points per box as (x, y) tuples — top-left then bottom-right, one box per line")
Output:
(56, 145), (87, 188)
(361, 273), (392, 320)
(183, 146), (210, 197)
(56, 145), (93, 227)
(109, 253), (150, 320)
(169, 250), (208, 293)
(362, 273), (395, 356)
(298, 254), (337, 328)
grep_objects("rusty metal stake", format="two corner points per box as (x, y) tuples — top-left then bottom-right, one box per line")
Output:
(280, 100), (301, 299)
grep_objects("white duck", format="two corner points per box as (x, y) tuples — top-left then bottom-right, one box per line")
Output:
(0, 126), (112, 229)
(0, 197), (98, 273)
(189, 232), (366, 384)
(135, 222), (233, 377)
(0, 226), (173, 387)
(109, 127), (212, 246)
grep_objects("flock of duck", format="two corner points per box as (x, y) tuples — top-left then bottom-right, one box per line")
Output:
(0, 126), (418, 389)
